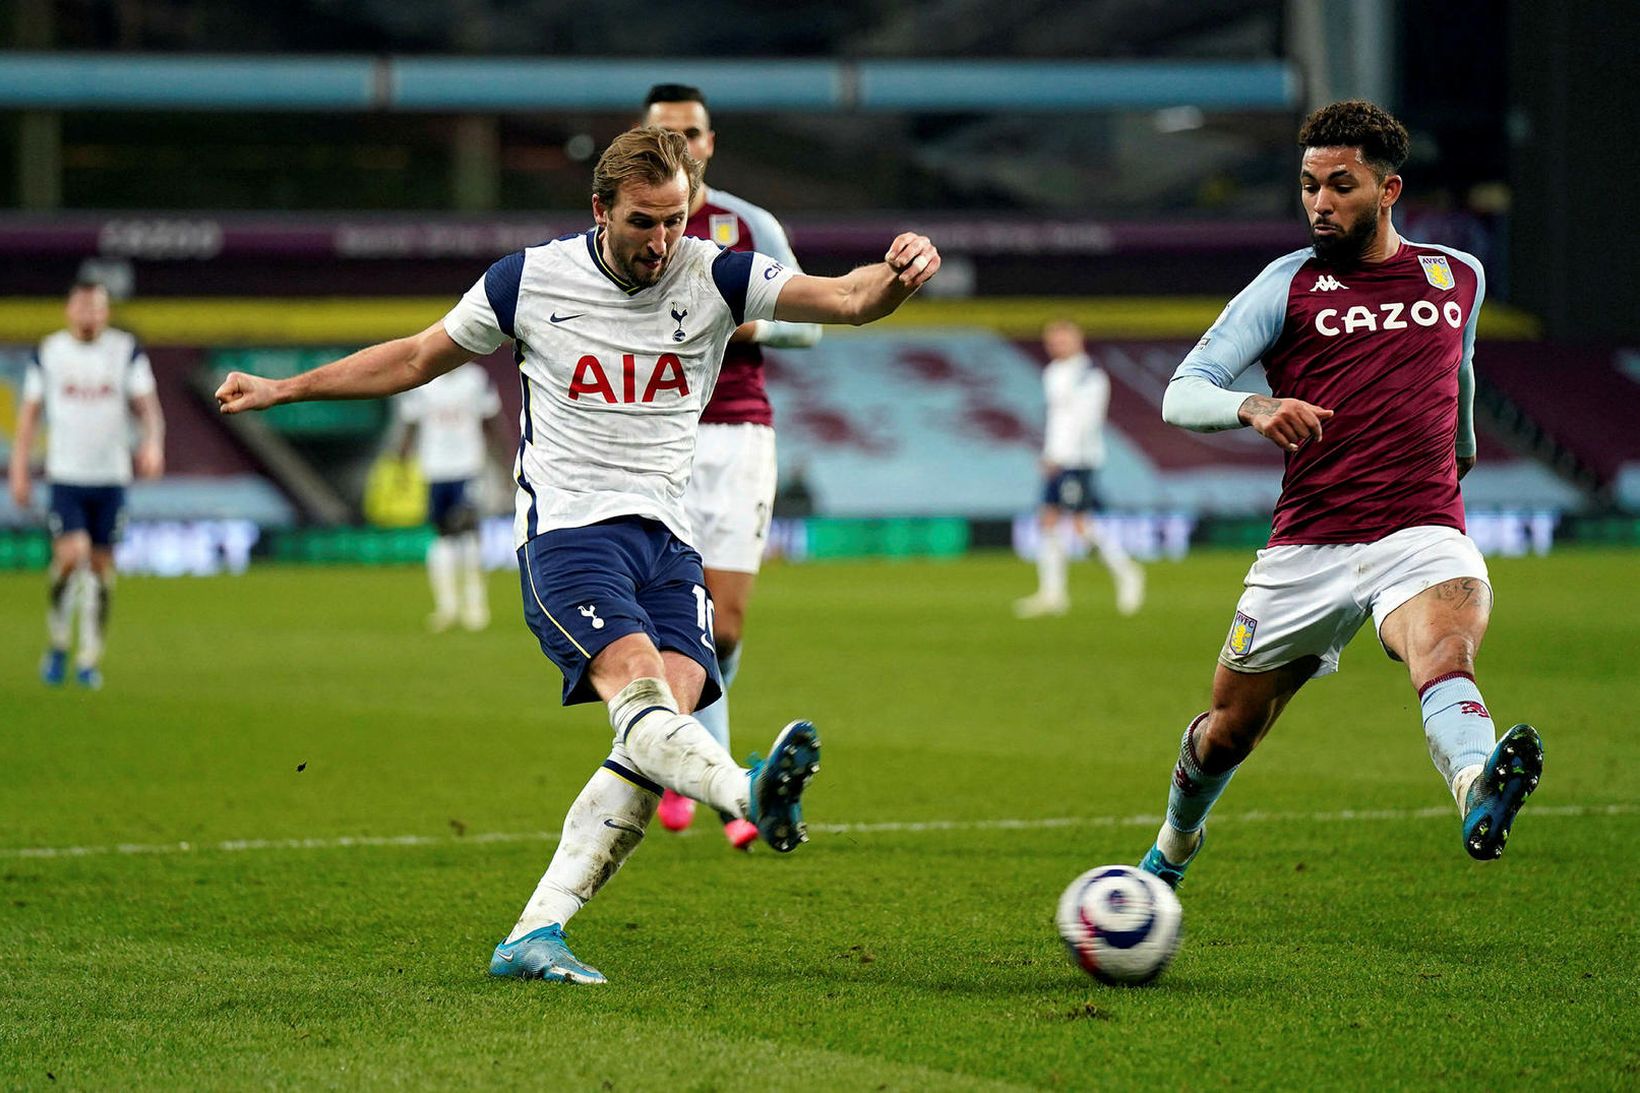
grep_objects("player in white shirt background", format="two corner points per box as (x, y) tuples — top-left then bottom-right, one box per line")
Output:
(394, 361), (510, 632)
(1015, 319), (1145, 619)
(7, 281), (166, 689)
(643, 82), (824, 849)
(214, 127), (941, 985)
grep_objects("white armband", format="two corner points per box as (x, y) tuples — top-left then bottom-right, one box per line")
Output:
(750, 318), (822, 349)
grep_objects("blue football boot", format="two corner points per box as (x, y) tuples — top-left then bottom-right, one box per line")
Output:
(745, 720), (821, 853)
(488, 925), (606, 984)
(1463, 724), (1543, 861)
(40, 649), (67, 686)
(75, 666), (103, 691)
(1138, 829), (1204, 890)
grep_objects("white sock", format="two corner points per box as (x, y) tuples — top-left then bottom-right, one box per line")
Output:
(1037, 530), (1067, 602)
(507, 766), (657, 941)
(76, 569), (109, 669)
(457, 532), (488, 625)
(609, 678), (749, 819)
(46, 563), (77, 650)
(1088, 522), (1144, 613)
(1451, 763), (1484, 813)
(1156, 821), (1201, 865)
(427, 537), (459, 619)
(1090, 523), (1141, 583)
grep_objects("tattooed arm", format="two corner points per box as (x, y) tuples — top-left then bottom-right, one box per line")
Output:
(1237, 394), (1335, 453)
(1164, 250), (1315, 436)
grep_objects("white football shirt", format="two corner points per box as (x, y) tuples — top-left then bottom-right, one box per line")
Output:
(1041, 352), (1111, 470)
(22, 328), (157, 486)
(396, 361), (502, 482)
(441, 229), (794, 547)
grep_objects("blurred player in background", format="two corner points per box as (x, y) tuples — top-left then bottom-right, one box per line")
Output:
(7, 281), (165, 689)
(1014, 319), (1144, 619)
(643, 82), (823, 849)
(1138, 101), (1542, 891)
(395, 361), (510, 632)
(215, 127), (941, 984)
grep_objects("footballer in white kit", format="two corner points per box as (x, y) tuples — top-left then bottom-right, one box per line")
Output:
(8, 281), (165, 689)
(395, 361), (506, 631)
(214, 126), (942, 984)
(1014, 319), (1144, 619)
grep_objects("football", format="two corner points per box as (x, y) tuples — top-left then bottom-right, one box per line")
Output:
(1056, 865), (1183, 985)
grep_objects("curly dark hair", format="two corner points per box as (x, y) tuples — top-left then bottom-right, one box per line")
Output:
(1297, 100), (1410, 179)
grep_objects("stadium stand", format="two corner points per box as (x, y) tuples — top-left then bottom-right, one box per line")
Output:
(1476, 344), (1640, 507)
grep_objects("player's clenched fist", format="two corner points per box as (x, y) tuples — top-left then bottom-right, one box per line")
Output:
(1239, 394), (1334, 452)
(884, 233), (940, 288)
(215, 371), (280, 414)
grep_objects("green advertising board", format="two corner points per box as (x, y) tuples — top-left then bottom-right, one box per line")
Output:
(210, 349), (386, 437)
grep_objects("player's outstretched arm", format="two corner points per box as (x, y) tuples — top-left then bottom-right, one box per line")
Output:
(1238, 394), (1334, 452)
(772, 233), (939, 326)
(7, 398), (40, 507)
(132, 392), (166, 479)
(216, 322), (473, 414)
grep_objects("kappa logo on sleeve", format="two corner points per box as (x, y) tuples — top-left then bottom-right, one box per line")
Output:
(1227, 611), (1258, 656)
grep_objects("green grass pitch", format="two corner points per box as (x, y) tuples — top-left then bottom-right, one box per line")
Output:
(2, 551), (1636, 1089)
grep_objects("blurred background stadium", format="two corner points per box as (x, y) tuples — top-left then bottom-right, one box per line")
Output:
(0, 0), (1634, 574)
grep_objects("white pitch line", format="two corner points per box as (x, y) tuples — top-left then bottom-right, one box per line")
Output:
(1, 803), (1633, 862)
(812, 802), (1639, 834)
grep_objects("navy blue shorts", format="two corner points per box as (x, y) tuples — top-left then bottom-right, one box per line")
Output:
(518, 516), (723, 708)
(427, 479), (475, 534)
(1042, 468), (1100, 513)
(48, 484), (127, 546)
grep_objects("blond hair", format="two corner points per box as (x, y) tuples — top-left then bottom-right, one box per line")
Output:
(592, 126), (702, 209)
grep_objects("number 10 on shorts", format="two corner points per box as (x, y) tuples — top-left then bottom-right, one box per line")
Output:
(692, 585), (716, 650)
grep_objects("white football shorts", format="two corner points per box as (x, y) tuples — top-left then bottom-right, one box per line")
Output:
(1219, 524), (1490, 678)
(683, 423), (778, 574)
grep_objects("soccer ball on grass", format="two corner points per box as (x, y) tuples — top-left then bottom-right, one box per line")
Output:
(1056, 865), (1182, 985)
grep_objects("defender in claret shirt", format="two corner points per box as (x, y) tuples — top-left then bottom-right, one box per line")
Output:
(1137, 101), (1543, 890)
(215, 128), (941, 984)
(641, 83), (824, 850)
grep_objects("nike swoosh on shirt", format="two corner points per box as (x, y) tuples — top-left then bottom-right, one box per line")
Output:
(549, 313), (585, 323)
